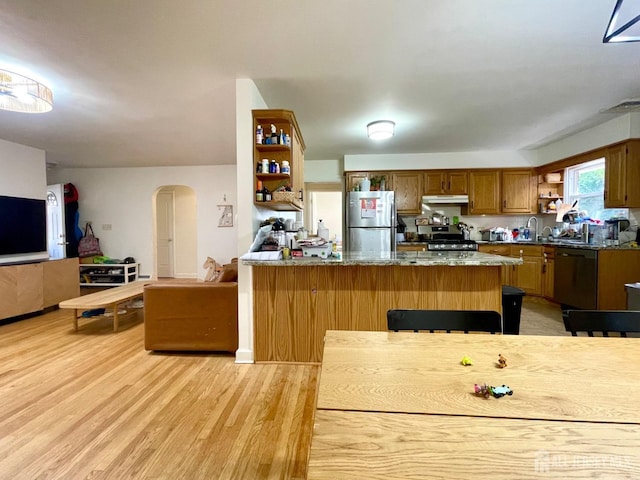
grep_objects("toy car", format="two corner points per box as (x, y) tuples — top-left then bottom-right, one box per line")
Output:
(490, 385), (513, 398)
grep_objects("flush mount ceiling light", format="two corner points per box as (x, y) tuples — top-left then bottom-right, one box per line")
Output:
(603, 0), (640, 43)
(367, 120), (395, 140)
(0, 69), (53, 113)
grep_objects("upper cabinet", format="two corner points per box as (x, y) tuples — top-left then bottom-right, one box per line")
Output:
(423, 170), (468, 195)
(253, 109), (305, 211)
(468, 170), (501, 214)
(346, 168), (536, 215)
(346, 172), (393, 192)
(391, 172), (423, 214)
(605, 141), (640, 208)
(468, 169), (534, 215)
(501, 169), (535, 213)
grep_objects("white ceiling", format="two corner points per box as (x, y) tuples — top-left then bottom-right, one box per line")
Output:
(1, 0), (639, 169)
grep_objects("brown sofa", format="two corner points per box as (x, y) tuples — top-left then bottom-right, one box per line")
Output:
(144, 282), (238, 353)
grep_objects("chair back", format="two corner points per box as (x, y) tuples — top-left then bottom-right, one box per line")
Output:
(563, 310), (640, 337)
(387, 309), (502, 334)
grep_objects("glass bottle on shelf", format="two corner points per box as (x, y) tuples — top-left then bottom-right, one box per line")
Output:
(279, 129), (285, 145)
(256, 124), (263, 144)
(256, 180), (264, 202)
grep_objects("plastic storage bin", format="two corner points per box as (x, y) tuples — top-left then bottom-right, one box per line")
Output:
(502, 285), (526, 335)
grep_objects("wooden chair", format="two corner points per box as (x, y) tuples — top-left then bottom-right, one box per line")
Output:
(563, 310), (640, 337)
(387, 309), (502, 334)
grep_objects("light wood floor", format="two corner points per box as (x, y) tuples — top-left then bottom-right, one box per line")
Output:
(0, 297), (562, 479)
(0, 309), (317, 480)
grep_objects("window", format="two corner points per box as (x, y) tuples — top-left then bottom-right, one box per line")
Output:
(565, 158), (628, 221)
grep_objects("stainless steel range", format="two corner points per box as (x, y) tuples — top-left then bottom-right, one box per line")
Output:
(417, 225), (478, 251)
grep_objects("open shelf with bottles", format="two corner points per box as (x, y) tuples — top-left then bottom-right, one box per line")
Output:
(253, 109), (305, 212)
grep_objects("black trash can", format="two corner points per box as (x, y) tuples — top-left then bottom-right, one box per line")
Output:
(502, 285), (526, 335)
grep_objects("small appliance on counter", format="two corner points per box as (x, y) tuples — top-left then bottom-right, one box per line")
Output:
(605, 218), (631, 245)
(479, 228), (507, 242)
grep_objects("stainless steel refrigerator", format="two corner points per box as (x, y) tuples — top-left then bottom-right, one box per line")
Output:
(346, 191), (396, 253)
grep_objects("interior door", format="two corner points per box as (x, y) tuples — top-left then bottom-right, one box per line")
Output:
(46, 184), (66, 259)
(156, 190), (175, 278)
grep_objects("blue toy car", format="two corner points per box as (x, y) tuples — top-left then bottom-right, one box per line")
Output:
(490, 385), (513, 398)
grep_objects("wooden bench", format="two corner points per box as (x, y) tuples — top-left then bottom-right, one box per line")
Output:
(59, 281), (151, 332)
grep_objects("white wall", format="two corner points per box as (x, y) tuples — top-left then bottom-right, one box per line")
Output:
(48, 165), (237, 278)
(533, 113), (638, 166)
(304, 159), (343, 183)
(235, 78), (268, 364)
(0, 139), (46, 198)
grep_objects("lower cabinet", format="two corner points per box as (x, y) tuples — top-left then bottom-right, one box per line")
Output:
(479, 244), (547, 297)
(0, 262), (43, 319)
(0, 258), (80, 320)
(511, 246), (543, 296)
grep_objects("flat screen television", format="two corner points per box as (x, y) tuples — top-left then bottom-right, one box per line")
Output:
(0, 195), (48, 265)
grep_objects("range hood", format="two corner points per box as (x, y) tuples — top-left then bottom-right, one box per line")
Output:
(422, 195), (469, 204)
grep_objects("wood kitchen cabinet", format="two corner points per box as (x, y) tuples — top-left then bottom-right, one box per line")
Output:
(345, 172), (392, 192)
(605, 141), (640, 208)
(392, 172), (423, 214)
(479, 244), (547, 297)
(423, 170), (468, 195)
(501, 169), (535, 213)
(478, 244), (512, 285)
(510, 245), (543, 296)
(468, 170), (501, 214)
(253, 109), (305, 211)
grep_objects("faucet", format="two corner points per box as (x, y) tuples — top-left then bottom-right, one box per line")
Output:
(526, 216), (538, 241)
(541, 225), (553, 240)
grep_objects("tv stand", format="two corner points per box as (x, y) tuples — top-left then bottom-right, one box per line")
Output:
(0, 258), (80, 320)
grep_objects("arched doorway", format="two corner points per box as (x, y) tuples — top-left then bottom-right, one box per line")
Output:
(153, 185), (197, 279)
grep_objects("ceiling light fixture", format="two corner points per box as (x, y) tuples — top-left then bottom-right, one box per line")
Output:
(0, 69), (53, 113)
(603, 0), (640, 43)
(367, 120), (395, 140)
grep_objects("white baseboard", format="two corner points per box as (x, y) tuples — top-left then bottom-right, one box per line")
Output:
(235, 348), (254, 364)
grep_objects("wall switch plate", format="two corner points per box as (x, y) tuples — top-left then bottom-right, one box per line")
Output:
(102, 224), (112, 230)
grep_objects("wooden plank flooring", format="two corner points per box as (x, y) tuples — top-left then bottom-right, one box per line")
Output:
(0, 309), (318, 480)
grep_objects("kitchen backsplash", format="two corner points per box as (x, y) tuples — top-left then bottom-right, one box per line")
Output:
(401, 207), (639, 241)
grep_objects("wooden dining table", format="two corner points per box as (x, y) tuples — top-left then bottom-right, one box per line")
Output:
(307, 330), (640, 479)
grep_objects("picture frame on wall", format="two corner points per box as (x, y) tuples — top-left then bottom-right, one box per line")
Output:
(218, 205), (233, 227)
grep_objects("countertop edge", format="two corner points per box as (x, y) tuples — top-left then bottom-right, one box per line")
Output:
(242, 252), (522, 267)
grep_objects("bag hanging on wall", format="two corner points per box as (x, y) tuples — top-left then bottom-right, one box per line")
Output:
(78, 222), (103, 257)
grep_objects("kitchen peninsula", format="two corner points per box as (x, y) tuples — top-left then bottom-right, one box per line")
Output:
(243, 251), (521, 362)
